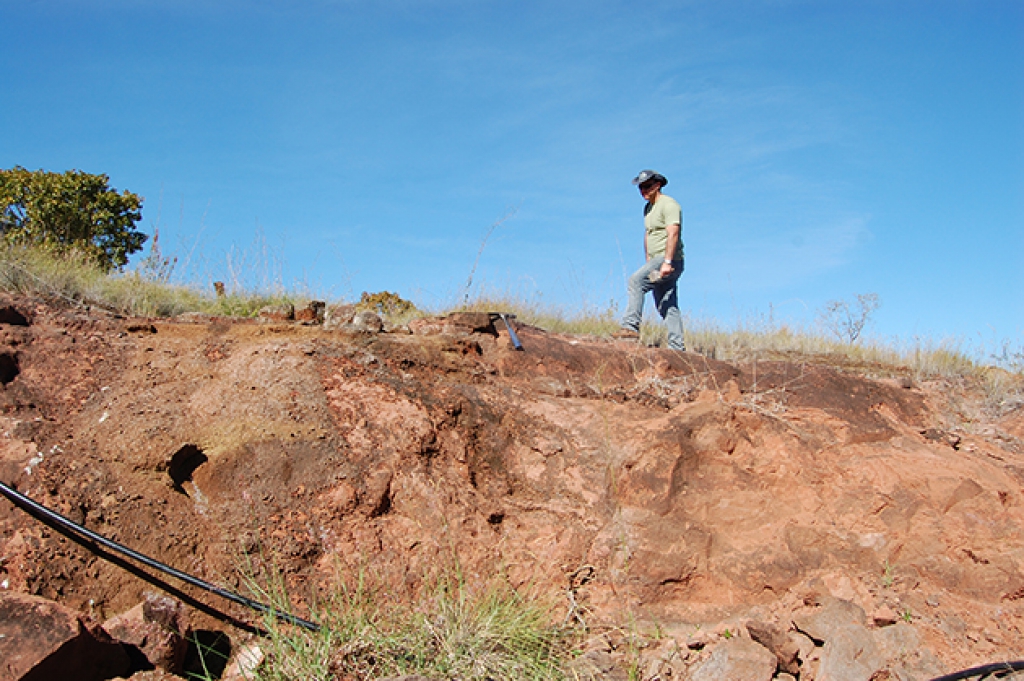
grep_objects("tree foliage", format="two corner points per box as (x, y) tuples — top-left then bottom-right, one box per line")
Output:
(0, 166), (147, 271)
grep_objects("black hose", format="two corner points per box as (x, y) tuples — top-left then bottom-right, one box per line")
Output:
(929, 661), (1024, 681)
(0, 480), (320, 632)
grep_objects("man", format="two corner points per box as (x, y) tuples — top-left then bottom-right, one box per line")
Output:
(612, 169), (686, 351)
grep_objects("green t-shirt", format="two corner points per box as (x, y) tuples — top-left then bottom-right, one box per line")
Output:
(644, 194), (683, 260)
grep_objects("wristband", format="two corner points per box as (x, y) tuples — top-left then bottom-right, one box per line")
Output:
(663, 259), (672, 264)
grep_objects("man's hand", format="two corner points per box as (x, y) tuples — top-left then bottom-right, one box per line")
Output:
(659, 260), (674, 277)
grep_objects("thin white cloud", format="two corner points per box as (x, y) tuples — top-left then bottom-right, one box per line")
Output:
(693, 215), (873, 292)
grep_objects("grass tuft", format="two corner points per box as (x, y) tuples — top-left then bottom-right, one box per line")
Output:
(243, 563), (575, 681)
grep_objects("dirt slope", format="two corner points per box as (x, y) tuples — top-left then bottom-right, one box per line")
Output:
(0, 295), (1022, 675)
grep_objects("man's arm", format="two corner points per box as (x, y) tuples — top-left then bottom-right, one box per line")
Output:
(659, 223), (680, 277)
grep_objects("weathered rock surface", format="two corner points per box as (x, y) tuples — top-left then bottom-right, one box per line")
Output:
(0, 591), (130, 681)
(294, 300), (325, 324)
(257, 303), (294, 322)
(746, 619), (800, 674)
(323, 303), (356, 329)
(688, 637), (777, 681)
(793, 597), (868, 644)
(0, 296), (1021, 676)
(570, 650), (629, 681)
(350, 309), (384, 332)
(102, 593), (189, 673)
(408, 311), (495, 337)
(816, 623), (883, 681)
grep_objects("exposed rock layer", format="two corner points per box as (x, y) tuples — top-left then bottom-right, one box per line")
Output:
(0, 295), (1021, 677)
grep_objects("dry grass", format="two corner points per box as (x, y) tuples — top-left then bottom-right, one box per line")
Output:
(0, 243), (300, 319)
(239, 564), (575, 681)
(1, 242), (1018, 408)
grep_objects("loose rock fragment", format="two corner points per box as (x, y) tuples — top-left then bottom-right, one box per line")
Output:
(689, 637), (777, 681)
(103, 593), (189, 673)
(0, 592), (130, 681)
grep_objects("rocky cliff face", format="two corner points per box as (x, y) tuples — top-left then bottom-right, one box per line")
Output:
(0, 297), (1021, 678)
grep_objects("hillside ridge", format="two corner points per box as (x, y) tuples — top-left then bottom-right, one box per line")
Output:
(0, 294), (1022, 679)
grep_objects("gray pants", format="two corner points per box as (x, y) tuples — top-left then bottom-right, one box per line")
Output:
(620, 257), (685, 351)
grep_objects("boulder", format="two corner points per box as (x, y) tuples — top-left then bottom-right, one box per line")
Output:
(351, 310), (384, 333)
(103, 594), (189, 673)
(689, 637), (777, 681)
(0, 591), (130, 681)
(323, 304), (356, 330)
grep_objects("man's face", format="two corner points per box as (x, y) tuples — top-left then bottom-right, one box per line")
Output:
(639, 181), (661, 201)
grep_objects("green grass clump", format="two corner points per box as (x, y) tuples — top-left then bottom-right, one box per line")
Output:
(245, 567), (575, 681)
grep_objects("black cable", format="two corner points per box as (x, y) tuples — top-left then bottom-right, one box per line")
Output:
(929, 662), (1024, 681)
(0, 480), (320, 632)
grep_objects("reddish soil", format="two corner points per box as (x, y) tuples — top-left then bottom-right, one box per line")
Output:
(0, 295), (1022, 675)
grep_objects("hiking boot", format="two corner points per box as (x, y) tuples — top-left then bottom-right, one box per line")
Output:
(611, 328), (640, 340)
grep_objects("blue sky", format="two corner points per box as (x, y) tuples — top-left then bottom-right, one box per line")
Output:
(2, 1), (1021, 352)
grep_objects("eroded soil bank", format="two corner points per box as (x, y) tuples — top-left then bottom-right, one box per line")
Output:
(1, 295), (1022, 677)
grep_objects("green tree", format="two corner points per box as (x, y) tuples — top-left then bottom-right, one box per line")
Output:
(0, 166), (147, 271)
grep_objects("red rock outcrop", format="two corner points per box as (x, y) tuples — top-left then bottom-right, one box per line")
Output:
(0, 591), (130, 680)
(0, 299), (1021, 676)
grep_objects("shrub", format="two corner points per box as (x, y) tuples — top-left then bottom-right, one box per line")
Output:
(817, 293), (881, 344)
(0, 166), (147, 271)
